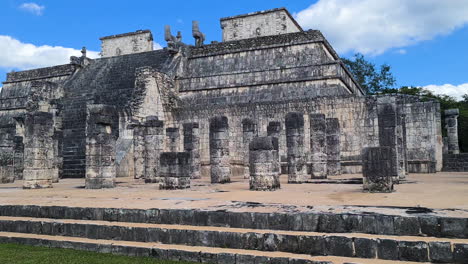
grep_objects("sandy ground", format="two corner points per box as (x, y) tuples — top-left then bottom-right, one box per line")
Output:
(0, 172), (467, 217)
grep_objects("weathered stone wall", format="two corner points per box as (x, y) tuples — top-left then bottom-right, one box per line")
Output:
(442, 153), (468, 172)
(398, 96), (441, 173)
(100, 30), (153, 58)
(220, 8), (302, 41)
(85, 105), (118, 189)
(325, 118), (341, 176)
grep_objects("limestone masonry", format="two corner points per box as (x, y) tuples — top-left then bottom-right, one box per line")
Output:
(0, 7), (462, 190)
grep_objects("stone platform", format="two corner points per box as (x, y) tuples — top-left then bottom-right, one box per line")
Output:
(0, 172), (467, 263)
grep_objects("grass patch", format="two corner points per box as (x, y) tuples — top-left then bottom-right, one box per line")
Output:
(0, 243), (197, 264)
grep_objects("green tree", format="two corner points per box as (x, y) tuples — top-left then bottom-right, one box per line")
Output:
(342, 53), (396, 94)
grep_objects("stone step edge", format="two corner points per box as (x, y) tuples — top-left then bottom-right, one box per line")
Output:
(0, 204), (466, 239)
(1, 217), (466, 263)
(0, 231), (425, 264)
(1, 216), (466, 244)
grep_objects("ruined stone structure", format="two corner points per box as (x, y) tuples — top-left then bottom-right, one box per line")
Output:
(0, 7), (452, 187)
(249, 136), (280, 191)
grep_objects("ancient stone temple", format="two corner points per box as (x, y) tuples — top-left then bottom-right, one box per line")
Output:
(0, 7), (449, 185)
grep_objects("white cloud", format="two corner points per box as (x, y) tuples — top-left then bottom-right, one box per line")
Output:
(424, 83), (468, 101)
(295, 0), (468, 55)
(153, 42), (163, 50)
(19, 2), (45, 16)
(0, 35), (99, 71)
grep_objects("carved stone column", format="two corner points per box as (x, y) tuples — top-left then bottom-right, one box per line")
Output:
(23, 112), (57, 189)
(166, 127), (180, 152)
(285, 112), (307, 183)
(325, 118), (341, 176)
(209, 116), (231, 183)
(249, 136), (280, 191)
(445, 109), (460, 154)
(242, 119), (256, 179)
(183, 122), (201, 179)
(85, 105), (117, 189)
(144, 117), (164, 183)
(310, 114), (327, 179)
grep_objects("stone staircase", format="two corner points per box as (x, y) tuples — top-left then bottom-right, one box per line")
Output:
(0, 205), (466, 263)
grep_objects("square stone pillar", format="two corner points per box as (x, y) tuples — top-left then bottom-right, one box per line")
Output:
(209, 116), (231, 184)
(249, 136), (280, 191)
(362, 147), (394, 193)
(143, 117), (164, 183)
(159, 152), (190, 189)
(310, 114), (327, 179)
(326, 118), (341, 176)
(377, 97), (401, 181)
(183, 122), (201, 179)
(242, 119), (256, 179)
(23, 112), (57, 189)
(85, 105), (117, 189)
(445, 109), (460, 154)
(285, 112), (307, 183)
(13, 136), (24, 181)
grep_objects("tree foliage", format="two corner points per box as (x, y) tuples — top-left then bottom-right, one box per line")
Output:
(343, 53), (468, 152)
(342, 53), (396, 94)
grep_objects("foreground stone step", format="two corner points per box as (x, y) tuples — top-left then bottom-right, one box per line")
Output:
(0, 205), (466, 239)
(0, 231), (432, 264)
(0, 216), (467, 263)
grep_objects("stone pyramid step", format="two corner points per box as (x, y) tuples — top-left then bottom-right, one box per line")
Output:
(0, 216), (466, 263)
(0, 205), (466, 239)
(0, 231), (434, 264)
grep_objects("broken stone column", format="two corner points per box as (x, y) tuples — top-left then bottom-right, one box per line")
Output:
(377, 98), (400, 181)
(249, 136), (280, 191)
(310, 114), (327, 179)
(166, 127), (180, 152)
(23, 112), (57, 189)
(209, 116), (231, 183)
(445, 109), (460, 154)
(85, 105), (117, 189)
(285, 112), (307, 183)
(326, 118), (341, 176)
(362, 147), (394, 193)
(159, 152), (190, 189)
(242, 119), (256, 179)
(183, 122), (201, 179)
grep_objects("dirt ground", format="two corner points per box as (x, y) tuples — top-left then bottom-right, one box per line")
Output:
(0, 172), (467, 216)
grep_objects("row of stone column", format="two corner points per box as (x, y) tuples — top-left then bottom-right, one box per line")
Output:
(210, 112), (341, 186)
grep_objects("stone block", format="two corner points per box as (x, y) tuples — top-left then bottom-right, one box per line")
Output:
(249, 137), (280, 191)
(159, 152), (191, 189)
(354, 238), (377, 258)
(429, 242), (453, 263)
(377, 239), (399, 260)
(453, 243), (468, 263)
(398, 241), (429, 262)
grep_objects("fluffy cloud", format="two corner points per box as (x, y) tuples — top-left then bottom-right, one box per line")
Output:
(424, 83), (468, 101)
(19, 2), (45, 16)
(0, 35), (99, 71)
(153, 42), (163, 50)
(295, 0), (468, 55)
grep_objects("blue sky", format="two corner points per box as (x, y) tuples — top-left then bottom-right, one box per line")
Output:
(1, 0), (468, 99)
